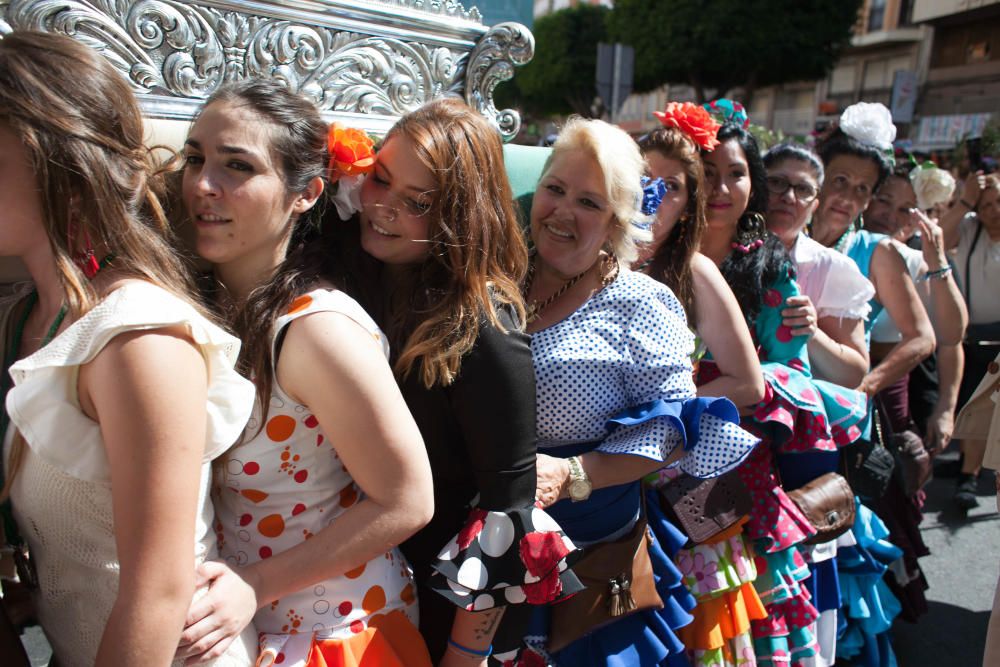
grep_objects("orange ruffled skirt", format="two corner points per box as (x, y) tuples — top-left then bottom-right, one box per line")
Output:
(257, 609), (432, 667)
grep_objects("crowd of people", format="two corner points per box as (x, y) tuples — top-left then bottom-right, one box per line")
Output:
(0, 30), (997, 667)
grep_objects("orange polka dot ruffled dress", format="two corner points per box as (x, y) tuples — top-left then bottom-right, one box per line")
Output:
(213, 289), (431, 667)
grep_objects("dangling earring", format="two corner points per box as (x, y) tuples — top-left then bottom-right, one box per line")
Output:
(601, 247), (620, 286)
(80, 230), (100, 279)
(68, 223), (101, 278)
(731, 212), (766, 254)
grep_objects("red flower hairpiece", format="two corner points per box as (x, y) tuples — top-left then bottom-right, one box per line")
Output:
(653, 102), (722, 151)
(327, 122), (375, 183)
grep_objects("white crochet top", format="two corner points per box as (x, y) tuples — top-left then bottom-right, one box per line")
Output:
(3, 281), (257, 667)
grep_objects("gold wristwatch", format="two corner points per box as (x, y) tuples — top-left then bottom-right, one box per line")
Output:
(567, 456), (592, 502)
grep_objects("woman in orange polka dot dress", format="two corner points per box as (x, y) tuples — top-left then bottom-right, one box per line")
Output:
(174, 80), (435, 667)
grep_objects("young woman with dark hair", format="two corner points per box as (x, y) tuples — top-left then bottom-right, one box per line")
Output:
(174, 79), (435, 666)
(0, 31), (257, 667)
(637, 106), (766, 667)
(699, 109), (869, 667)
(637, 105), (764, 410)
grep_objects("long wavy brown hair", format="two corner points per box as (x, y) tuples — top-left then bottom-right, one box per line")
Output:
(381, 98), (529, 388)
(0, 31), (205, 498)
(638, 127), (707, 321)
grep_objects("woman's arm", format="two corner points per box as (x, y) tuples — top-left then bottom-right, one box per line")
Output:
(535, 448), (684, 507)
(926, 342), (964, 455)
(859, 242), (936, 397)
(912, 215), (968, 347)
(80, 328), (208, 667)
(178, 312), (433, 661)
(781, 291), (869, 387)
(941, 172), (983, 250)
(808, 314), (870, 387)
(690, 254), (766, 408)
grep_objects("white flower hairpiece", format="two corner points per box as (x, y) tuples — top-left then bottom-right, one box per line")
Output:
(910, 165), (956, 211)
(330, 174), (365, 220)
(840, 102), (897, 150)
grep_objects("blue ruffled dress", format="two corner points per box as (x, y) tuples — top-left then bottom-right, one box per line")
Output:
(516, 270), (759, 666)
(836, 229), (909, 666)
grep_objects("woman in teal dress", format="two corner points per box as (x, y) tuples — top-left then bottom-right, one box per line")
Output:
(698, 112), (868, 666)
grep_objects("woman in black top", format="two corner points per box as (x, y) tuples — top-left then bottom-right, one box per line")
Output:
(329, 98), (580, 666)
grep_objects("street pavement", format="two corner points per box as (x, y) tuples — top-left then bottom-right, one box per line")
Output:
(20, 452), (998, 666)
(893, 449), (996, 667)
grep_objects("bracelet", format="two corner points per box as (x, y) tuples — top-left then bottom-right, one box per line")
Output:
(960, 198), (976, 209)
(918, 266), (952, 282)
(447, 637), (493, 658)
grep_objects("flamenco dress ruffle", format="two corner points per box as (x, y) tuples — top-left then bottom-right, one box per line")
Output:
(672, 518), (766, 667)
(775, 452), (844, 667)
(516, 396), (758, 667)
(257, 610), (431, 667)
(835, 500), (902, 667)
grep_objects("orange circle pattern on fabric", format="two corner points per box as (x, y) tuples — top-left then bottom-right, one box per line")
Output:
(362, 585), (386, 614)
(344, 563), (367, 579)
(287, 294), (314, 315)
(267, 415), (297, 442)
(258, 513), (286, 538)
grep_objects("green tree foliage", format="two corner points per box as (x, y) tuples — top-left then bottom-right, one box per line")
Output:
(606, 0), (863, 104)
(502, 4), (609, 117)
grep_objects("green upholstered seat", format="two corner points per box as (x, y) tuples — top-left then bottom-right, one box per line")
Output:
(502, 143), (551, 225)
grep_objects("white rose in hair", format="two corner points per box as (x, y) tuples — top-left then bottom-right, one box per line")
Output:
(330, 173), (365, 220)
(910, 167), (956, 211)
(840, 102), (897, 150)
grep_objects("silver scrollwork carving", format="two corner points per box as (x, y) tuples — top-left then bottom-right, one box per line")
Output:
(1, 0), (532, 140)
(465, 22), (534, 142)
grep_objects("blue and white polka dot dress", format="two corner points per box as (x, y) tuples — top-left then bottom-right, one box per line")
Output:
(531, 269), (757, 478)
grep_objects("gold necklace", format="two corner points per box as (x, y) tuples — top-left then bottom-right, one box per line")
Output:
(523, 254), (619, 324)
(523, 262), (590, 324)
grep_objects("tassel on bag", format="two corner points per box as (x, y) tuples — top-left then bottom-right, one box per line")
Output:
(607, 574), (636, 617)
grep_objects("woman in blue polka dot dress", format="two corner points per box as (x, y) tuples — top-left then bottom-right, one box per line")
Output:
(511, 117), (760, 666)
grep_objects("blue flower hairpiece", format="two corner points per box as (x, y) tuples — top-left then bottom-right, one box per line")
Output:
(640, 176), (667, 217)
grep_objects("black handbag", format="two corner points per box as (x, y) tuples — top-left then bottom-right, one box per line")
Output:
(839, 408), (894, 501)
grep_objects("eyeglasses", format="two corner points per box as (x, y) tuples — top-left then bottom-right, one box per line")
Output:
(362, 176), (435, 222)
(766, 176), (818, 203)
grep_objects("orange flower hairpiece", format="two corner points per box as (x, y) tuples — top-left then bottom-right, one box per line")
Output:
(653, 102), (722, 152)
(327, 122), (375, 183)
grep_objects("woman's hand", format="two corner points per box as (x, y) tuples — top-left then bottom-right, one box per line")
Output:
(175, 561), (259, 665)
(534, 453), (570, 508)
(913, 212), (949, 271)
(963, 170), (986, 209)
(781, 295), (818, 339)
(924, 406), (954, 456)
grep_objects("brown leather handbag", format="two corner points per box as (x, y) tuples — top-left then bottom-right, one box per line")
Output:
(548, 512), (663, 652)
(889, 429), (932, 497)
(658, 471), (752, 544)
(786, 472), (855, 545)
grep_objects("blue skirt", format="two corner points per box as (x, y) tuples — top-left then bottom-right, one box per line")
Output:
(524, 481), (695, 666)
